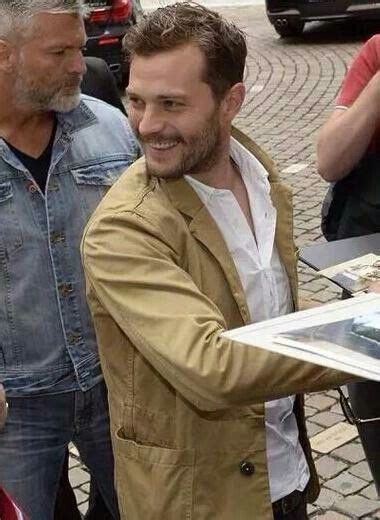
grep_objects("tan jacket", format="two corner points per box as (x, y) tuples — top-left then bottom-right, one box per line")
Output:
(81, 128), (352, 520)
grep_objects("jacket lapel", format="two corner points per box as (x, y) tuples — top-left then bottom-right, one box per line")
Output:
(161, 177), (249, 324)
(271, 183), (298, 309)
(232, 126), (298, 308)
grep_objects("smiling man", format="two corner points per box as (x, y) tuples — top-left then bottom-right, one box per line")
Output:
(81, 4), (353, 519)
(0, 1), (140, 519)
(127, 42), (224, 180)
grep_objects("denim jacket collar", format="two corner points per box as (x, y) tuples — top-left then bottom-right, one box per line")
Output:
(56, 97), (99, 135)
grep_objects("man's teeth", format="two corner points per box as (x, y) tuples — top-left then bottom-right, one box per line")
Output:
(148, 142), (178, 150)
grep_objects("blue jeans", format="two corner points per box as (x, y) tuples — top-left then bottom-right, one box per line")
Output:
(0, 381), (119, 520)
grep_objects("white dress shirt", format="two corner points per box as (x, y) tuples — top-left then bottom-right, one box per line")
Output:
(185, 137), (310, 502)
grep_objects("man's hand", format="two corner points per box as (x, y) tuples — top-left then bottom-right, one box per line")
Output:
(0, 383), (7, 429)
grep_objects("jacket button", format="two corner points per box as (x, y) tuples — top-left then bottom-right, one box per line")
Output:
(50, 231), (65, 243)
(67, 333), (83, 345)
(59, 283), (73, 296)
(26, 181), (38, 193)
(239, 460), (255, 476)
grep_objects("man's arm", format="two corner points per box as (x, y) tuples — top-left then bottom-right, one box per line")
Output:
(317, 36), (380, 182)
(317, 73), (380, 181)
(82, 210), (353, 412)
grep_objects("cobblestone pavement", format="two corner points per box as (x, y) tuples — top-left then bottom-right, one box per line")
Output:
(69, 6), (380, 518)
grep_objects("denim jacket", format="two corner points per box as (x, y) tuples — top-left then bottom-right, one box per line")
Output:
(0, 95), (140, 396)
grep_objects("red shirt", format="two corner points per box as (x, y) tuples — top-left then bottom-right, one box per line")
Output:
(336, 35), (380, 151)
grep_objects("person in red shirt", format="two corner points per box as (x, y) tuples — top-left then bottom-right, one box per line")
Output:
(317, 36), (380, 496)
(318, 35), (380, 181)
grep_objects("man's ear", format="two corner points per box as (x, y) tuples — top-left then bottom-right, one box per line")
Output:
(0, 39), (14, 73)
(221, 82), (245, 121)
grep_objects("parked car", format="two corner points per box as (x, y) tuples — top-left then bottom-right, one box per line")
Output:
(84, 0), (138, 86)
(266, 0), (380, 38)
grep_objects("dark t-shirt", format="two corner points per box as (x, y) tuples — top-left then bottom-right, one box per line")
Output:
(6, 120), (57, 192)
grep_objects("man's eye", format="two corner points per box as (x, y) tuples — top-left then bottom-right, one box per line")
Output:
(163, 100), (182, 109)
(128, 97), (144, 108)
(51, 50), (65, 55)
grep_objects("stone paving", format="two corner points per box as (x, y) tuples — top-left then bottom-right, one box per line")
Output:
(69, 6), (380, 518)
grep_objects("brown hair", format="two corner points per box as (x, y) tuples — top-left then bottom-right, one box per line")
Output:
(123, 2), (247, 100)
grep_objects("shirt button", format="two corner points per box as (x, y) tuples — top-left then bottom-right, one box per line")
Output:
(239, 460), (255, 476)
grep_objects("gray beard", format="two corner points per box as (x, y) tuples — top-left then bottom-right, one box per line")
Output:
(47, 88), (81, 112)
(14, 79), (81, 113)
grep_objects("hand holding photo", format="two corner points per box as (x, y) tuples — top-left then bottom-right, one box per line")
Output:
(222, 293), (380, 381)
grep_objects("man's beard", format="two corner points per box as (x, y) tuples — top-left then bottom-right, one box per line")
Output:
(138, 110), (223, 179)
(14, 74), (82, 113)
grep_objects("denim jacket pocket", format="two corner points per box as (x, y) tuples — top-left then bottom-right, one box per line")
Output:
(71, 161), (127, 218)
(0, 181), (23, 256)
(71, 161), (127, 187)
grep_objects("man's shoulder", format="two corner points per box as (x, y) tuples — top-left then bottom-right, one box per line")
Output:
(87, 160), (182, 236)
(58, 97), (139, 162)
(348, 34), (380, 73)
(91, 159), (167, 216)
(231, 127), (281, 185)
(79, 94), (126, 124)
(58, 95), (127, 133)
(364, 34), (380, 54)
(79, 96), (139, 151)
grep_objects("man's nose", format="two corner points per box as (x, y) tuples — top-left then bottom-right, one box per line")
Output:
(70, 51), (86, 76)
(138, 108), (165, 137)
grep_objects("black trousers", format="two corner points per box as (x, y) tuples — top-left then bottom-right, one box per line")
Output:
(340, 291), (380, 495)
(347, 381), (380, 494)
(272, 490), (308, 520)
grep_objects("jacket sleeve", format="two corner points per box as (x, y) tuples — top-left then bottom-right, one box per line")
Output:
(81, 210), (355, 412)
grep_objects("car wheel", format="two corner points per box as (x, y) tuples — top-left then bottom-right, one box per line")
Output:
(273, 19), (305, 38)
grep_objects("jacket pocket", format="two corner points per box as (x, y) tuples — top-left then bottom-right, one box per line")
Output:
(0, 181), (23, 256)
(71, 161), (127, 187)
(113, 427), (195, 520)
(71, 162), (127, 218)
